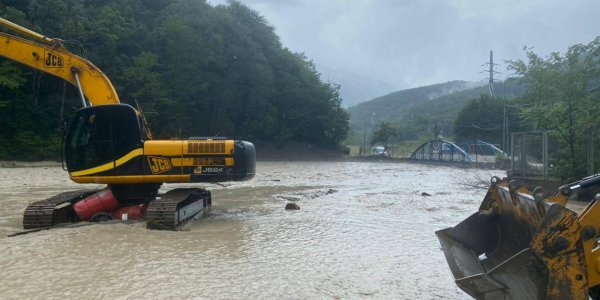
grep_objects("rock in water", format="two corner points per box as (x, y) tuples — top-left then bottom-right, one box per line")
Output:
(285, 203), (300, 210)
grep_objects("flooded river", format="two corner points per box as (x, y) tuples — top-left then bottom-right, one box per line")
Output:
(0, 161), (502, 299)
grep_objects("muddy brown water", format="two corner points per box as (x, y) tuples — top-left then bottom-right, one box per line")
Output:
(0, 161), (504, 299)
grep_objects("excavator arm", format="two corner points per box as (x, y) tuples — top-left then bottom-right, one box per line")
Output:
(0, 17), (119, 106)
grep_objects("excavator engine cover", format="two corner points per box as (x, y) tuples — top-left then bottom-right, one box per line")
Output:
(436, 177), (589, 300)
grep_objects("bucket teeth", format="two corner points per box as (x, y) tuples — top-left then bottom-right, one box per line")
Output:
(437, 178), (589, 300)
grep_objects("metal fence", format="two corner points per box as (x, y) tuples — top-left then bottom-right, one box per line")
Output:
(510, 132), (549, 180)
(510, 130), (598, 180)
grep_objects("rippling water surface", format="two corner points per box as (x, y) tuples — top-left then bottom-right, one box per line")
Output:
(0, 161), (503, 299)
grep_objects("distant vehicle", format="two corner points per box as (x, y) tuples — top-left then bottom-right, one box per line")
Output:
(371, 146), (388, 156)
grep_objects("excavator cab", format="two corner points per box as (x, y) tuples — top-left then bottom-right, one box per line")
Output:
(65, 104), (142, 174)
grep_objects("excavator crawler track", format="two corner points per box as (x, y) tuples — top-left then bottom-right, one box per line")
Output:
(23, 189), (100, 229)
(146, 188), (211, 230)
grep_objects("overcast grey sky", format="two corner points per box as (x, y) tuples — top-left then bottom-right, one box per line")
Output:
(209, 0), (600, 91)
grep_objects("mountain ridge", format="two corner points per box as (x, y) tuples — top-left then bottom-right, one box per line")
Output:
(346, 80), (523, 143)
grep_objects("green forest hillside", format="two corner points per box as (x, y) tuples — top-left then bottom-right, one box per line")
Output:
(0, 0), (348, 160)
(346, 80), (524, 143)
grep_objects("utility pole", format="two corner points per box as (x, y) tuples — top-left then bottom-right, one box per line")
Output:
(589, 128), (595, 175)
(363, 119), (367, 156)
(488, 50), (495, 97)
(362, 113), (375, 155)
(481, 50), (500, 98)
(503, 105), (507, 153)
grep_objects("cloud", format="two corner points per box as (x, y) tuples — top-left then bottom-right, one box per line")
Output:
(209, 0), (600, 91)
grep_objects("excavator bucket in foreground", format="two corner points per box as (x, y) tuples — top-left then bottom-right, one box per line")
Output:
(435, 175), (600, 300)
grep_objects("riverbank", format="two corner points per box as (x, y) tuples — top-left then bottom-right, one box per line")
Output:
(0, 161), (62, 168)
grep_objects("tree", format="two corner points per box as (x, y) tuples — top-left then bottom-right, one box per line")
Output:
(507, 38), (600, 180)
(454, 94), (507, 145)
(371, 121), (398, 150)
(0, 0), (350, 159)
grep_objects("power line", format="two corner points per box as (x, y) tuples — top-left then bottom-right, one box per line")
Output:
(456, 123), (503, 130)
(471, 123), (503, 131)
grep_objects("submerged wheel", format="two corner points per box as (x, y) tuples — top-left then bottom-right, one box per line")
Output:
(89, 212), (113, 223)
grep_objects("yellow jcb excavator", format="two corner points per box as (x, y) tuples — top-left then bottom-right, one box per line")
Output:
(437, 175), (600, 299)
(0, 17), (255, 230)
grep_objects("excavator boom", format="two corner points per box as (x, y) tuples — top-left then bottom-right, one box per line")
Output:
(0, 25), (119, 106)
(0, 17), (56, 45)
